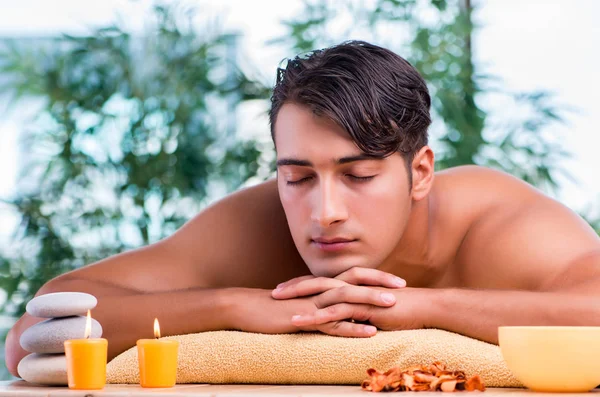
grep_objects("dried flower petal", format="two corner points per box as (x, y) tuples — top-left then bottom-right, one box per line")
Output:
(414, 371), (437, 384)
(441, 380), (458, 392)
(465, 375), (486, 392)
(361, 362), (485, 393)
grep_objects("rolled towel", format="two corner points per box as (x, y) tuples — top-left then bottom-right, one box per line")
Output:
(107, 329), (523, 387)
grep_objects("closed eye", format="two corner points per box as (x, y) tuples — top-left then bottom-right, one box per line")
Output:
(347, 175), (376, 182)
(287, 175), (375, 186)
(286, 176), (313, 186)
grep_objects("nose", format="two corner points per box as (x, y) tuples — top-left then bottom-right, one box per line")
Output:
(310, 179), (348, 227)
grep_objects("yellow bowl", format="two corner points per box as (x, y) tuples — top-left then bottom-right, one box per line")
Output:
(498, 326), (600, 392)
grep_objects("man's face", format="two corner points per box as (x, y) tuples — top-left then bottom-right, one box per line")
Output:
(274, 103), (413, 277)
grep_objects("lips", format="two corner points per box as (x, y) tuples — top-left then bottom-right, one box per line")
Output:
(310, 237), (357, 252)
(312, 237), (356, 244)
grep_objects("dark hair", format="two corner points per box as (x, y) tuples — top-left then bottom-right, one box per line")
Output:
(269, 40), (431, 166)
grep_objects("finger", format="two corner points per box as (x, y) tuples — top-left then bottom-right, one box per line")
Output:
(275, 275), (315, 289)
(318, 321), (377, 338)
(271, 275), (316, 298)
(335, 267), (406, 288)
(292, 303), (371, 326)
(314, 285), (396, 308)
(272, 277), (346, 299)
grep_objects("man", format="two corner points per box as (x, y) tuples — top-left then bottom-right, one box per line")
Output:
(6, 40), (600, 377)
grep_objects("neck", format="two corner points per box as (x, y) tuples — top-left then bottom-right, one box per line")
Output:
(397, 196), (431, 265)
(379, 196), (440, 286)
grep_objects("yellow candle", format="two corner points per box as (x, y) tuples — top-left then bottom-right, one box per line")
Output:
(64, 310), (108, 390)
(136, 318), (179, 388)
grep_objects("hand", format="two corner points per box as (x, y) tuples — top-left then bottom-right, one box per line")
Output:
(272, 267), (406, 299)
(271, 267), (408, 336)
(229, 287), (381, 338)
(289, 287), (431, 332)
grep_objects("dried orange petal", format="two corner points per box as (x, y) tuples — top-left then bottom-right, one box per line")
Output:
(361, 362), (484, 393)
(440, 380), (458, 392)
(465, 375), (486, 392)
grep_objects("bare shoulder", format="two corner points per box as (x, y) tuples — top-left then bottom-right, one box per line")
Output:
(166, 179), (310, 288)
(433, 165), (600, 290)
(428, 166), (538, 263)
(434, 164), (539, 203)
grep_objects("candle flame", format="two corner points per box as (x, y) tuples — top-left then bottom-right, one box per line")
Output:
(154, 318), (161, 339)
(84, 310), (92, 339)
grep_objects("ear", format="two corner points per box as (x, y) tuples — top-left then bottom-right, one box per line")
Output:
(410, 146), (435, 201)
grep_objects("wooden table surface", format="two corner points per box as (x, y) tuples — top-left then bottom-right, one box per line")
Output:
(1, 382), (599, 397)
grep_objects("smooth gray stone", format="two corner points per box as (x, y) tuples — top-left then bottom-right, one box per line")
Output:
(18, 353), (67, 386)
(26, 292), (97, 318)
(20, 316), (103, 353)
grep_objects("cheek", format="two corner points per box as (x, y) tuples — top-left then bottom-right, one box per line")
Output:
(278, 184), (309, 233)
(354, 180), (410, 240)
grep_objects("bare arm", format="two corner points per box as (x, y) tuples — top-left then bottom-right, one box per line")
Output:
(427, 254), (600, 344)
(5, 180), (310, 376)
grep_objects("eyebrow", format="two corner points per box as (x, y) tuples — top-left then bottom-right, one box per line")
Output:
(276, 154), (381, 168)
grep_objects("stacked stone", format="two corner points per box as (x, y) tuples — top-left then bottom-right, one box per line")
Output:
(18, 292), (102, 386)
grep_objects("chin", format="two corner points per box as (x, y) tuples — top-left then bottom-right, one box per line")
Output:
(307, 260), (372, 278)
(304, 261), (341, 278)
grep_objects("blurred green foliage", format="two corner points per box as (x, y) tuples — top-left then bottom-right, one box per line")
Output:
(0, 5), (271, 321)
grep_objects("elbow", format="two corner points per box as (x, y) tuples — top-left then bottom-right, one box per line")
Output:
(4, 312), (47, 378)
(4, 277), (74, 378)
(5, 326), (22, 377)
(4, 321), (38, 378)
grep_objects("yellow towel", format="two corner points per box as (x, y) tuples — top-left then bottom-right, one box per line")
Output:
(106, 329), (522, 387)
